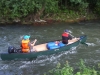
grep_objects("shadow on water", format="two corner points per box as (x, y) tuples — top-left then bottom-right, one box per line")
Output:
(0, 21), (100, 75)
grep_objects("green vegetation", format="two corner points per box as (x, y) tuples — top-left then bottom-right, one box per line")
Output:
(0, 0), (100, 24)
(44, 60), (100, 75)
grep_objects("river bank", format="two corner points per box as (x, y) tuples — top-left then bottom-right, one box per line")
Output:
(0, 12), (99, 26)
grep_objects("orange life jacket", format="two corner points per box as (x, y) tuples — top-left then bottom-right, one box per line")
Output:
(21, 39), (30, 53)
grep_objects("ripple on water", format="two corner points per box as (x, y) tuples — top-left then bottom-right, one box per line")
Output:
(0, 22), (100, 75)
(86, 42), (95, 46)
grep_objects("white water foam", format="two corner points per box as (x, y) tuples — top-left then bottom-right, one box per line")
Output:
(0, 65), (8, 70)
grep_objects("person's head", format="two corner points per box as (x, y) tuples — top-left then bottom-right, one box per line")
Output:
(64, 29), (69, 33)
(23, 35), (30, 40)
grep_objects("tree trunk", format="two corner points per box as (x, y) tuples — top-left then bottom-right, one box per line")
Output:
(34, 4), (46, 22)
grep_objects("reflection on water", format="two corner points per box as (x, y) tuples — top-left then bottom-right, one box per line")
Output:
(0, 21), (100, 75)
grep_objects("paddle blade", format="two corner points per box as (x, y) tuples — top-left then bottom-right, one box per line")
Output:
(79, 35), (88, 46)
(81, 42), (88, 46)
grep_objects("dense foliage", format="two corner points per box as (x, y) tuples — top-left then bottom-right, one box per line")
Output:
(0, 0), (58, 20)
(0, 0), (100, 22)
(44, 60), (100, 75)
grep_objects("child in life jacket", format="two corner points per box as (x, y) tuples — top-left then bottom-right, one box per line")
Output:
(21, 35), (37, 53)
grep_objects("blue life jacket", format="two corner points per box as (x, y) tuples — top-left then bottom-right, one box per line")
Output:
(47, 42), (65, 50)
(58, 42), (65, 47)
(47, 42), (60, 50)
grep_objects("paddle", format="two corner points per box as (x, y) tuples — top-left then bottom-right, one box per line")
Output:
(80, 42), (88, 46)
(68, 31), (75, 38)
(79, 35), (88, 46)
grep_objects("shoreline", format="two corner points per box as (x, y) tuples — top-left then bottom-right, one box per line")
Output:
(0, 15), (99, 26)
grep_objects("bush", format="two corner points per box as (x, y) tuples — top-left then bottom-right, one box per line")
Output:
(44, 60), (100, 75)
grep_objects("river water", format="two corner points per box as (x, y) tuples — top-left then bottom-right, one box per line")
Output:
(0, 21), (100, 75)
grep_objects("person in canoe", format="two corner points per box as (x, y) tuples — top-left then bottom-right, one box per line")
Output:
(62, 29), (80, 44)
(21, 35), (37, 53)
(62, 29), (73, 44)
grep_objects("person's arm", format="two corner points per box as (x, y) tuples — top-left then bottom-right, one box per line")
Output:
(31, 39), (37, 46)
(68, 34), (72, 40)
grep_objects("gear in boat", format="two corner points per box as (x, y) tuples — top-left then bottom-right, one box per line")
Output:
(8, 38), (80, 54)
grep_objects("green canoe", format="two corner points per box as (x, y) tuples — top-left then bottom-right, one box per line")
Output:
(0, 35), (87, 60)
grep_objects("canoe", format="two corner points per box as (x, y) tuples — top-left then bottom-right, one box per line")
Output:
(0, 35), (87, 60)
